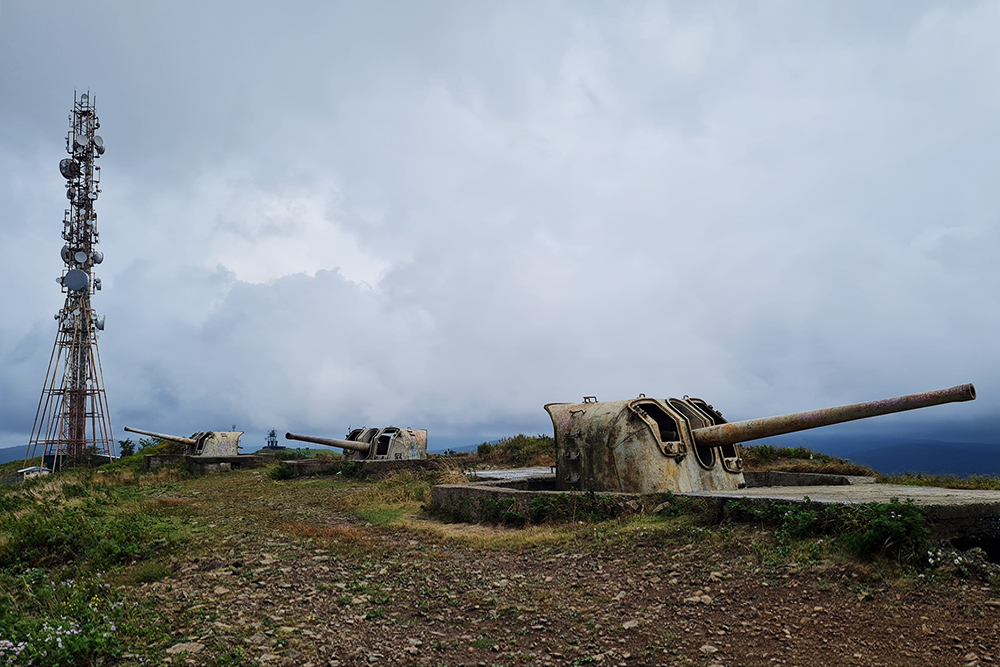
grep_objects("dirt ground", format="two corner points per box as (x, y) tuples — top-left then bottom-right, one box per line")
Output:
(130, 473), (1000, 667)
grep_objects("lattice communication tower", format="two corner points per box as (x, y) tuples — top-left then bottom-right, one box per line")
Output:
(25, 91), (115, 471)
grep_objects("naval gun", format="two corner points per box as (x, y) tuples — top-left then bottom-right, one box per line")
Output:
(545, 383), (976, 494)
(123, 426), (244, 457)
(285, 427), (427, 461)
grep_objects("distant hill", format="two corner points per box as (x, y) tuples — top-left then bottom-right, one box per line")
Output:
(836, 440), (1000, 477)
(754, 432), (1000, 477)
(0, 445), (28, 466)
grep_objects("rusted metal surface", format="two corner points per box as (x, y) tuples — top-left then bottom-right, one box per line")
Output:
(692, 384), (976, 448)
(545, 384), (976, 495)
(123, 426), (243, 457)
(546, 397), (744, 494)
(285, 427), (427, 461)
(284, 432), (371, 453)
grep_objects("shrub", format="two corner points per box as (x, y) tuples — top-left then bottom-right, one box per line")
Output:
(725, 497), (930, 563)
(270, 464), (294, 480)
(476, 434), (555, 467)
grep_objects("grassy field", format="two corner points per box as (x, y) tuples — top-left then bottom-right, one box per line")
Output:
(0, 449), (998, 666)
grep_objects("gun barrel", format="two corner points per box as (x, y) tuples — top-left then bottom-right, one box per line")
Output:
(123, 426), (197, 446)
(284, 432), (371, 453)
(691, 383), (976, 447)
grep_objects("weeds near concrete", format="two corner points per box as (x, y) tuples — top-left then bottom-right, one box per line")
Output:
(725, 497), (930, 563)
(884, 471), (1000, 491)
(476, 434), (555, 467)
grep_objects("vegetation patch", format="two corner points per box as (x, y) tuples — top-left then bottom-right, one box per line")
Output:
(740, 444), (877, 477)
(476, 434), (555, 467)
(724, 497), (930, 563)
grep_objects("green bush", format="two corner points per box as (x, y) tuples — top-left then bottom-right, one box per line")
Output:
(270, 464), (294, 481)
(476, 434), (555, 467)
(726, 497), (929, 563)
(0, 569), (127, 666)
(340, 460), (366, 479)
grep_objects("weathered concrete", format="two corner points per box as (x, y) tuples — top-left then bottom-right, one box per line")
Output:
(684, 484), (1000, 539)
(743, 471), (877, 487)
(143, 454), (263, 475)
(430, 469), (1000, 541)
(283, 456), (468, 478)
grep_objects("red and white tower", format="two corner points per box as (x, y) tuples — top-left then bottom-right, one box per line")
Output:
(25, 91), (115, 471)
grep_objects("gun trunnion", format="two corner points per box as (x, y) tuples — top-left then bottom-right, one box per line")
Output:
(285, 427), (427, 461)
(123, 426), (243, 457)
(545, 384), (976, 494)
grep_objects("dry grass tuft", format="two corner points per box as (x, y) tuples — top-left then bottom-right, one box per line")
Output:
(280, 521), (367, 542)
(404, 516), (577, 550)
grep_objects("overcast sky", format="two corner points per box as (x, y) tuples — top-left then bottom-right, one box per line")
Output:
(1, 2), (998, 452)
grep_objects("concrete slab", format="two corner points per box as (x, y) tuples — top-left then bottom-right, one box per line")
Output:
(683, 484), (1000, 507)
(682, 484), (1000, 540)
(469, 467), (554, 481)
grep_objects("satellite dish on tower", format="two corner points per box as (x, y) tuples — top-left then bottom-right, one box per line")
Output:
(62, 269), (89, 291)
(59, 159), (80, 179)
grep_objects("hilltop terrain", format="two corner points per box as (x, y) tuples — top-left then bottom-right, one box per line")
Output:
(0, 448), (998, 666)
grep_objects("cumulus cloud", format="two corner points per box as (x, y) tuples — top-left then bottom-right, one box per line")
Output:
(1, 2), (997, 451)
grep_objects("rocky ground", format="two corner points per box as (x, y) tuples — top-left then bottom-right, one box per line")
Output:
(123, 471), (1000, 667)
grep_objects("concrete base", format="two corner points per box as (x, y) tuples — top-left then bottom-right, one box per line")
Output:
(282, 457), (465, 478)
(430, 470), (1000, 542)
(143, 454), (264, 475)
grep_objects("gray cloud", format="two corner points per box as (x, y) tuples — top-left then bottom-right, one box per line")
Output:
(1, 2), (997, 451)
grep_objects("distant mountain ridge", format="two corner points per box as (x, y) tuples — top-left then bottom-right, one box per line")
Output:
(6, 437), (998, 477)
(0, 445), (29, 466)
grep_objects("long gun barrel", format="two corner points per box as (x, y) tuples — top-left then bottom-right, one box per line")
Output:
(285, 432), (371, 453)
(691, 383), (976, 448)
(123, 426), (197, 446)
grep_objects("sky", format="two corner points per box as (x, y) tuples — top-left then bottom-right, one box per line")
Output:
(1, 1), (998, 454)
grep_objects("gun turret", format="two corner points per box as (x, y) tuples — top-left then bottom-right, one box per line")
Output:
(123, 426), (243, 457)
(123, 426), (197, 446)
(285, 432), (371, 453)
(285, 427), (427, 461)
(545, 384), (976, 494)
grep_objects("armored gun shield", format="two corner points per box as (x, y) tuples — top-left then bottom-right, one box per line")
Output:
(123, 426), (243, 457)
(286, 426), (427, 461)
(546, 396), (744, 494)
(547, 384), (975, 494)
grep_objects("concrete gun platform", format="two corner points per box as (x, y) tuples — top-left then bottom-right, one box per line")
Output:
(437, 469), (1000, 543)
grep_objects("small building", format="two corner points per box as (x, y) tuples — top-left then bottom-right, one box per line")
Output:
(17, 466), (51, 480)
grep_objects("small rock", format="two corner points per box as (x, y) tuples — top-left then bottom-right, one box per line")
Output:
(259, 655), (279, 663)
(213, 586), (230, 595)
(699, 645), (718, 655)
(622, 620), (640, 630)
(166, 642), (204, 655)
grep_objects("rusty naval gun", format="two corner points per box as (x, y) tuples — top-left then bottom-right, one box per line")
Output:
(545, 384), (976, 494)
(123, 426), (244, 457)
(285, 427), (428, 461)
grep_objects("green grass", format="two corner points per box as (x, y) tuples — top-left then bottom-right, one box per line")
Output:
(476, 434), (555, 467)
(0, 462), (192, 665)
(883, 471), (1000, 491)
(740, 444), (877, 476)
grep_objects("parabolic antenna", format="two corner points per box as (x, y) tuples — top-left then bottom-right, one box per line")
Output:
(92, 251), (104, 264)
(80, 93), (89, 103)
(75, 134), (89, 148)
(73, 250), (89, 264)
(63, 269), (89, 291)
(59, 159), (80, 179)
(93, 135), (103, 149)
(61, 246), (72, 263)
